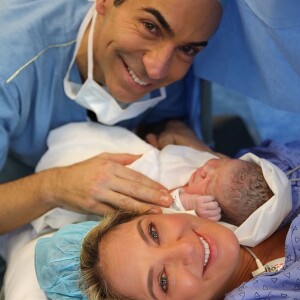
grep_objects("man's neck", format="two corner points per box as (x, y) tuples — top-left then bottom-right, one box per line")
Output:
(76, 21), (91, 82)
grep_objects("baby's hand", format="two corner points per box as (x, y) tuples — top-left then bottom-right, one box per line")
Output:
(180, 193), (221, 222)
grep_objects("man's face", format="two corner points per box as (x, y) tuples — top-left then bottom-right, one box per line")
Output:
(100, 213), (240, 300)
(92, 0), (222, 102)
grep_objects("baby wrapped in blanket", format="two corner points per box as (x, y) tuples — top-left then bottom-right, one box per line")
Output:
(2, 121), (293, 300)
(32, 121), (292, 247)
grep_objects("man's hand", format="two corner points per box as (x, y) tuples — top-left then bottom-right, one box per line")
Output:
(47, 152), (173, 215)
(179, 192), (221, 222)
(145, 120), (227, 158)
(145, 120), (213, 152)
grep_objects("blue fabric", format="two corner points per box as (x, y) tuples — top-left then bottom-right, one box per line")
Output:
(35, 221), (98, 300)
(225, 213), (300, 299)
(236, 140), (300, 227)
(0, 0), (90, 169)
(194, 0), (300, 113)
(0, 0), (197, 172)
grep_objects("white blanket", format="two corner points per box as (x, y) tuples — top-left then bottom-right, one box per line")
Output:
(32, 122), (292, 246)
(32, 122), (217, 233)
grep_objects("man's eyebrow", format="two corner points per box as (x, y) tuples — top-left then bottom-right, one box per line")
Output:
(140, 7), (208, 47)
(136, 220), (158, 300)
(141, 7), (174, 36)
(189, 41), (208, 47)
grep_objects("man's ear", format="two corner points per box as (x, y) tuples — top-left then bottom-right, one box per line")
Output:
(96, 0), (111, 15)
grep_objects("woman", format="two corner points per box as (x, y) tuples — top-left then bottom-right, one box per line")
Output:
(35, 209), (295, 299)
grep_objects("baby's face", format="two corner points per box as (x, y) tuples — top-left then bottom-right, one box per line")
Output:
(99, 213), (240, 300)
(186, 158), (236, 200)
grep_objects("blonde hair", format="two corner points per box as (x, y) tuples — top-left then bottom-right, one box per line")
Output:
(80, 210), (145, 300)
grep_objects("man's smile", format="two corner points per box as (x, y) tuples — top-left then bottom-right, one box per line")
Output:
(127, 66), (149, 86)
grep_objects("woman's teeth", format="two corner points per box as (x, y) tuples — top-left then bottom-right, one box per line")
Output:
(199, 237), (210, 266)
(127, 67), (148, 86)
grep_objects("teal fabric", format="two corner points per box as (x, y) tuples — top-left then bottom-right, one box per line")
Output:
(35, 221), (98, 300)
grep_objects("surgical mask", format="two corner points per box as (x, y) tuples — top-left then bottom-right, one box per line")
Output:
(64, 4), (166, 125)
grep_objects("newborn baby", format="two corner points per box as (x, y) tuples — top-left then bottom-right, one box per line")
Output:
(168, 156), (272, 226)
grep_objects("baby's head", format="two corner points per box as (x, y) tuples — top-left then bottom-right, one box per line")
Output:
(186, 158), (273, 226)
(80, 210), (240, 300)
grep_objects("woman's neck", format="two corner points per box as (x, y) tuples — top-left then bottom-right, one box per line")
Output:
(225, 225), (289, 293)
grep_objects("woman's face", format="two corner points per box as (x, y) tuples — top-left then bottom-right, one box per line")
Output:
(100, 213), (240, 300)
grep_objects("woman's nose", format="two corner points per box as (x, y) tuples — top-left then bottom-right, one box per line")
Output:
(166, 240), (197, 265)
(143, 43), (175, 80)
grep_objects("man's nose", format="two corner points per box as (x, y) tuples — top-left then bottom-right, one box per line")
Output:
(143, 42), (175, 80)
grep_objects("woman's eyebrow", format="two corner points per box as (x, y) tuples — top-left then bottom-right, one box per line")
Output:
(136, 220), (159, 300)
(148, 268), (159, 300)
(137, 219), (148, 244)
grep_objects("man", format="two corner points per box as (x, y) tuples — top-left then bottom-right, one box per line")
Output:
(0, 0), (222, 234)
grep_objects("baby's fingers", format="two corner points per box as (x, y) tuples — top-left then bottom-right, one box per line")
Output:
(196, 207), (221, 222)
(207, 212), (221, 222)
(203, 200), (220, 210)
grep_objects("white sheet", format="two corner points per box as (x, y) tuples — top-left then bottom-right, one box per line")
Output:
(3, 232), (53, 300)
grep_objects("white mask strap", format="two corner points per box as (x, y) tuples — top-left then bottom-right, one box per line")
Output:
(87, 11), (98, 80)
(64, 4), (95, 81)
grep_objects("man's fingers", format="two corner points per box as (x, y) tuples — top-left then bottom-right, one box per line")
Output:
(145, 133), (159, 148)
(116, 164), (162, 188)
(62, 199), (115, 216)
(95, 189), (163, 214)
(100, 153), (142, 165)
(109, 176), (172, 207)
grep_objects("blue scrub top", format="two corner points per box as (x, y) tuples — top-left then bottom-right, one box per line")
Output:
(0, 0), (198, 171)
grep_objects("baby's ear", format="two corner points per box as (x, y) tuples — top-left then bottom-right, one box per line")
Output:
(96, 0), (111, 15)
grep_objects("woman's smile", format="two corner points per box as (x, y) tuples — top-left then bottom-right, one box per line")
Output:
(100, 213), (240, 300)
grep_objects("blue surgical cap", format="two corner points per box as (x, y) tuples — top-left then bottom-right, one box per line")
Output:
(35, 221), (98, 300)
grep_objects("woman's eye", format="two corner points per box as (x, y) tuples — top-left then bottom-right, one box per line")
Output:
(143, 21), (158, 34)
(179, 45), (197, 56)
(160, 271), (169, 294)
(148, 223), (159, 244)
